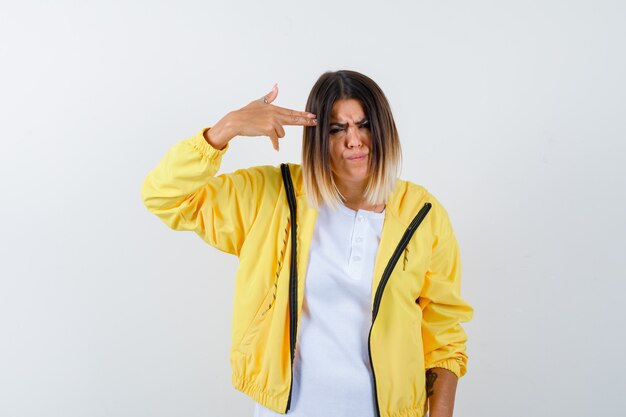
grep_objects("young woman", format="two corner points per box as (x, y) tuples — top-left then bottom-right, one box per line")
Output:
(142, 70), (473, 417)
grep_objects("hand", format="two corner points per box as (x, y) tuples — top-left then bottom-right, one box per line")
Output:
(229, 84), (317, 151)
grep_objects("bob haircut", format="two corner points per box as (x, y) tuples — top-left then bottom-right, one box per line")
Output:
(302, 70), (402, 210)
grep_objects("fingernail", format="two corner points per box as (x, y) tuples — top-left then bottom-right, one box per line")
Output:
(308, 113), (317, 118)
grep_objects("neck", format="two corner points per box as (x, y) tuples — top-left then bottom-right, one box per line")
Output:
(335, 179), (385, 213)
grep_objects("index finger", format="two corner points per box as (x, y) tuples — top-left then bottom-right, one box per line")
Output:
(278, 112), (319, 127)
(272, 104), (316, 119)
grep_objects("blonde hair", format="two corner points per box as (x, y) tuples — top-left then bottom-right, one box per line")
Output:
(302, 70), (402, 210)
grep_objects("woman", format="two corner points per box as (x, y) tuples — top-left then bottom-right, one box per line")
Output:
(141, 70), (473, 417)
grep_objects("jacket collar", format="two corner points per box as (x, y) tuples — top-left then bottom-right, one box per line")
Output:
(290, 163), (428, 228)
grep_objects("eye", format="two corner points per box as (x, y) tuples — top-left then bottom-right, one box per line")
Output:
(359, 121), (370, 129)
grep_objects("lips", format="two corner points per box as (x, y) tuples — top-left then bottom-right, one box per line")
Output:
(347, 153), (367, 160)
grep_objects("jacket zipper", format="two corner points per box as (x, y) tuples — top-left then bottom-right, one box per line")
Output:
(281, 164), (298, 413)
(367, 202), (432, 417)
(281, 162), (432, 414)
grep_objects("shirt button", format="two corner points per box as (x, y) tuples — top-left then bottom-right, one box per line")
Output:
(355, 237), (363, 243)
(353, 255), (361, 261)
(357, 215), (364, 222)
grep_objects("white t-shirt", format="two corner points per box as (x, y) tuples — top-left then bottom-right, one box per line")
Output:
(254, 201), (385, 417)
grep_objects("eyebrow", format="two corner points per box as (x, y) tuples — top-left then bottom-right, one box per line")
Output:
(329, 118), (368, 127)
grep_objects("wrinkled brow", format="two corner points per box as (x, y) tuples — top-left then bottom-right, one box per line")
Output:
(329, 118), (368, 127)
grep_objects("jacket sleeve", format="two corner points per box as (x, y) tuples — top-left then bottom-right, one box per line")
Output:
(140, 127), (268, 256)
(419, 199), (474, 378)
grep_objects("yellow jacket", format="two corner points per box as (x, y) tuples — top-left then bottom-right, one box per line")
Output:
(141, 128), (473, 417)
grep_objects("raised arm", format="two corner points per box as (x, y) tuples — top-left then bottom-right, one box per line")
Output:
(140, 84), (317, 254)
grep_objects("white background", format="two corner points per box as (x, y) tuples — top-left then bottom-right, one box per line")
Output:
(1, 1), (625, 416)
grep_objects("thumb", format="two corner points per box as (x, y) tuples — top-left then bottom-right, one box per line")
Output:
(263, 83), (279, 104)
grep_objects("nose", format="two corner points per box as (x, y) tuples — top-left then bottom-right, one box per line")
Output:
(345, 124), (362, 148)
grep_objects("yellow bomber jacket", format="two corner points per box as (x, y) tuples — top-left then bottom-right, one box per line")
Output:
(141, 128), (474, 417)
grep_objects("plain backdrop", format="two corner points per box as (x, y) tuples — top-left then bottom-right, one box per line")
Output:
(1, 1), (625, 416)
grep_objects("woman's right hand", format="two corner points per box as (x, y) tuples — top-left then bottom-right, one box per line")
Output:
(205, 84), (317, 151)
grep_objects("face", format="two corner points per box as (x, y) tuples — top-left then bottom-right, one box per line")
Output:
(328, 99), (372, 188)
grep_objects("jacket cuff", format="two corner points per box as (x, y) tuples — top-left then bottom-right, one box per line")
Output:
(426, 358), (465, 379)
(190, 127), (230, 160)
